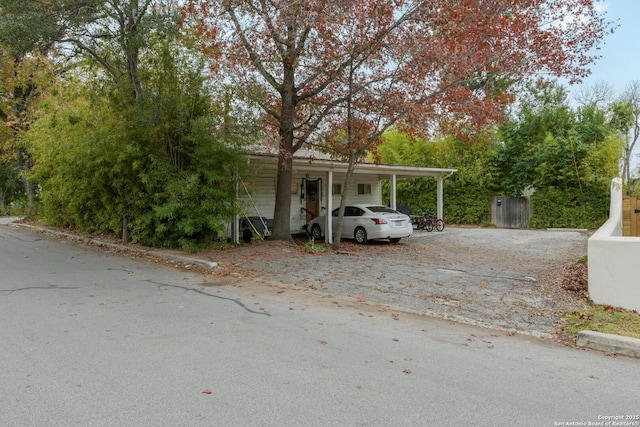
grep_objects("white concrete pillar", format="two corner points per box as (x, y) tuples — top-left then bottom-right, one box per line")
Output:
(390, 174), (397, 210)
(437, 176), (444, 219)
(326, 170), (333, 244)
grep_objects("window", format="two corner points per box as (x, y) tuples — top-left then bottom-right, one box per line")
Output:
(368, 206), (396, 214)
(332, 183), (342, 195)
(357, 183), (371, 195)
(340, 206), (364, 217)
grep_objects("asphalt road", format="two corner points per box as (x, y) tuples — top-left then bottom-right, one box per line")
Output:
(1, 225), (639, 426)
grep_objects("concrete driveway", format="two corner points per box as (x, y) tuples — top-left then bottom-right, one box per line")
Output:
(206, 227), (590, 337)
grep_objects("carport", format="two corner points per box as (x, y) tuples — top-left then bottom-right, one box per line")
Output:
(241, 152), (456, 243)
(290, 158), (457, 244)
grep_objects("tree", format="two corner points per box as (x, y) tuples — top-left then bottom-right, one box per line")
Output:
(495, 81), (575, 195)
(610, 81), (640, 191)
(0, 46), (54, 211)
(573, 80), (615, 109)
(0, 0), (172, 211)
(0, 0), (176, 101)
(376, 129), (501, 225)
(495, 81), (622, 228)
(3, 0), (256, 248)
(186, 0), (612, 241)
(0, 164), (21, 212)
(26, 51), (252, 250)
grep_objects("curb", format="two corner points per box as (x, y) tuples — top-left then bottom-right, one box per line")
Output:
(7, 222), (218, 270)
(546, 228), (588, 232)
(576, 330), (640, 358)
(146, 250), (218, 270)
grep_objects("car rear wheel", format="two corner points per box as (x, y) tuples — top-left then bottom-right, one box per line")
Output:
(354, 227), (368, 244)
(311, 224), (322, 240)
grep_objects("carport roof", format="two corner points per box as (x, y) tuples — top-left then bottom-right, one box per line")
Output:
(246, 153), (457, 179)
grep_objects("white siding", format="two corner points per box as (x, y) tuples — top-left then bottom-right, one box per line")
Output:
(238, 175), (275, 220)
(237, 171), (382, 236)
(291, 172), (312, 232)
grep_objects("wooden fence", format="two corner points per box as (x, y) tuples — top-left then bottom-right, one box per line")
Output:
(491, 196), (531, 229)
(623, 196), (640, 237)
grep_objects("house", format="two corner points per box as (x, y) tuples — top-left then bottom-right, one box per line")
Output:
(234, 151), (457, 243)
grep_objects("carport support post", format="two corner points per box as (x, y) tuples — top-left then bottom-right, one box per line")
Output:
(390, 174), (397, 211)
(437, 175), (444, 220)
(326, 170), (333, 244)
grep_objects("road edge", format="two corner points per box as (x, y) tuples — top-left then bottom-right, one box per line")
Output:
(576, 330), (640, 358)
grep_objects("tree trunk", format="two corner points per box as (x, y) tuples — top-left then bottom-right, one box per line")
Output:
(332, 160), (356, 251)
(269, 51), (297, 242)
(16, 147), (35, 213)
(271, 153), (294, 242)
(622, 143), (632, 191)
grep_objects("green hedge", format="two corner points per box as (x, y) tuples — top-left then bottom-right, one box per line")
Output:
(529, 186), (609, 229)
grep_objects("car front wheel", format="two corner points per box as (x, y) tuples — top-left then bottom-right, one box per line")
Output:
(354, 227), (368, 244)
(311, 224), (322, 240)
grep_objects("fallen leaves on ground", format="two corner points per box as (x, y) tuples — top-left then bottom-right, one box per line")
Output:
(559, 261), (588, 297)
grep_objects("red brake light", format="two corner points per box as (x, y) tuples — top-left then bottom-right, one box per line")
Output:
(371, 218), (387, 225)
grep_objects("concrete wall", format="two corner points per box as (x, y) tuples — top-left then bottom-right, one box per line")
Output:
(588, 178), (640, 312)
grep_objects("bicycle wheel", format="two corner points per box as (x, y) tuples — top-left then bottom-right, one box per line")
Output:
(425, 219), (434, 232)
(435, 219), (444, 232)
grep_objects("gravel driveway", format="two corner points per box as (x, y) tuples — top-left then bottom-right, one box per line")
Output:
(204, 227), (590, 337)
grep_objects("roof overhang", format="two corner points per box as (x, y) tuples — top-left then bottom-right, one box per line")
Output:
(246, 153), (457, 180)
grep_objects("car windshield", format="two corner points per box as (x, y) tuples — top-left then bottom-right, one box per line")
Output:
(367, 206), (398, 214)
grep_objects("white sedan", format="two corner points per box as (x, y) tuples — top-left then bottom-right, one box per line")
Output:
(308, 204), (413, 244)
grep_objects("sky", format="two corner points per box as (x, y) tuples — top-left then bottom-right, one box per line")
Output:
(564, 0), (640, 101)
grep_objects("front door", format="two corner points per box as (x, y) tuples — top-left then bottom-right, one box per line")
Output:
(305, 179), (320, 223)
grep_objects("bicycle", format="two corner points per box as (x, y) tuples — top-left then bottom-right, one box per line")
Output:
(416, 212), (445, 232)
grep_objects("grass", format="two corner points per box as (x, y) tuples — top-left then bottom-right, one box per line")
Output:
(304, 238), (326, 252)
(555, 255), (640, 344)
(559, 304), (640, 343)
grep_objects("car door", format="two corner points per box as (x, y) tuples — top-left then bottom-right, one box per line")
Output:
(329, 208), (340, 237)
(329, 206), (356, 239)
(341, 206), (362, 238)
